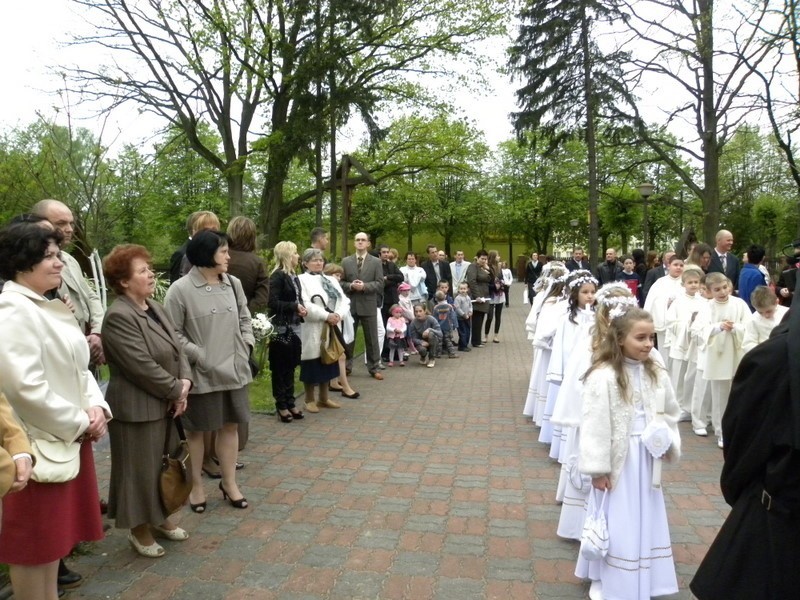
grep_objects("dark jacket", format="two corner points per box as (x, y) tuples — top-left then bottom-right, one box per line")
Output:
(466, 262), (491, 314)
(168, 239), (189, 285)
(381, 259), (404, 308)
(525, 260), (543, 284)
(422, 260), (452, 299)
(595, 260), (623, 286)
(565, 258), (590, 272)
(227, 249), (270, 314)
(642, 266), (667, 304)
(691, 323), (800, 600)
(267, 270), (303, 328)
(708, 251), (741, 289)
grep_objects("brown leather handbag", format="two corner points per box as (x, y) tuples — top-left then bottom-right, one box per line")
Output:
(159, 414), (192, 515)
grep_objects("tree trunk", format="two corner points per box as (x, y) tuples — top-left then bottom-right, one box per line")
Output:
(227, 172), (244, 218)
(581, 11), (600, 270)
(699, 0), (720, 243)
(406, 224), (413, 252)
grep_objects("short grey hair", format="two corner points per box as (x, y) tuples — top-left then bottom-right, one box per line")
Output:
(302, 247), (325, 264)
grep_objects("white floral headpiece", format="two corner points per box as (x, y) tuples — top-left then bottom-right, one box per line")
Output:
(568, 274), (598, 290)
(608, 303), (635, 321)
(600, 295), (639, 310)
(594, 281), (630, 304)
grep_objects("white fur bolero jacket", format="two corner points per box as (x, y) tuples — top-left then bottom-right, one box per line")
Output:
(579, 362), (681, 488)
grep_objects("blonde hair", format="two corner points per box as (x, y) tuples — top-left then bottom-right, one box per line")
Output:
(585, 307), (661, 402)
(751, 285), (778, 310)
(271, 241), (297, 274)
(323, 263), (343, 277)
(191, 211), (220, 235)
(704, 272), (729, 289)
(592, 284), (634, 351)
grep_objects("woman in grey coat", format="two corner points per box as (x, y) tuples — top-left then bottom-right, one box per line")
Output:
(164, 231), (254, 513)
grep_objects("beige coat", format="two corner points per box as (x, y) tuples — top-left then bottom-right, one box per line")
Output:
(0, 281), (111, 444)
(102, 295), (191, 422)
(58, 251), (104, 335)
(0, 393), (32, 497)
(163, 268), (254, 394)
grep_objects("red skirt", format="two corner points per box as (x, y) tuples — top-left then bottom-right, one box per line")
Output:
(0, 441), (104, 565)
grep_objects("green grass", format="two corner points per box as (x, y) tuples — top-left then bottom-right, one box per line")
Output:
(249, 328), (365, 414)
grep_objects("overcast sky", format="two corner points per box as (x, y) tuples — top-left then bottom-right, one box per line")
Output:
(0, 2), (519, 154)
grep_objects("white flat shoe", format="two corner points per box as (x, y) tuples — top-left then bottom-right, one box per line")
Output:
(588, 579), (603, 600)
(128, 533), (165, 558)
(693, 427), (708, 437)
(153, 525), (189, 541)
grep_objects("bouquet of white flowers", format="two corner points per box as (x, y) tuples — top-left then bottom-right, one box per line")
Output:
(252, 313), (274, 342)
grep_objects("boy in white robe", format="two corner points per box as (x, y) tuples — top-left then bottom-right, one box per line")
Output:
(643, 255), (684, 369)
(742, 286), (788, 353)
(691, 273), (750, 448)
(666, 268), (704, 421)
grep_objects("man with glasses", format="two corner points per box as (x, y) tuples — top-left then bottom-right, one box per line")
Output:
(341, 233), (385, 380)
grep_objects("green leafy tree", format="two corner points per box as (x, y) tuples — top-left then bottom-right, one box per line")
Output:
(508, 0), (628, 267)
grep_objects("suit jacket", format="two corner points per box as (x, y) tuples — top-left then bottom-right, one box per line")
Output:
(565, 258), (590, 272)
(422, 260), (452, 298)
(102, 295), (191, 423)
(341, 252), (384, 316)
(169, 239), (189, 285)
(0, 393), (32, 497)
(708, 251), (741, 288)
(58, 251), (105, 335)
(0, 281), (110, 445)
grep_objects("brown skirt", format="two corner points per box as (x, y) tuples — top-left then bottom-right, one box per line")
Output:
(107, 418), (170, 529)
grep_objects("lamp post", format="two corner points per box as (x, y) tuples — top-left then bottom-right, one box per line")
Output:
(569, 218), (579, 253)
(637, 182), (655, 254)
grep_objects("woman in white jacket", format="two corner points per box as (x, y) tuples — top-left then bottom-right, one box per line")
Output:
(298, 248), (350, 413)
(0, 221), (111, 600)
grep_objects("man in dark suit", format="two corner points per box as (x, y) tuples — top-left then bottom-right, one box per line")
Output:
(707, 229), (740, 288)
(565, 247), (591, 272)
(341, 232), (385, 380)
(642, 250), (674, 305)
(422, 244), (452, 302)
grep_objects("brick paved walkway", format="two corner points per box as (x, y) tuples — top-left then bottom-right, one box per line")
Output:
(60, 301), (726, 600)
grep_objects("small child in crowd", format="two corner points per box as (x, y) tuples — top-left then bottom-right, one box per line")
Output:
(615, 255), (641, 302)
(742, 286), (788, 353)
(688, 277), (714, 437)
(397, 282), (416, 354)
(454, 282), (473, 352)
(691, 272), (749, 448)
(437, 279), (455, 304)
(644, 255), (684, 368)
(408, 304), (442, 368)
(432, 291), (458, 358)
(385, 305), (407, 367)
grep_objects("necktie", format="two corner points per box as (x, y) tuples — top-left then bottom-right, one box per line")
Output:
(721, 254), (727, 272)
(357, 256), (364, 274)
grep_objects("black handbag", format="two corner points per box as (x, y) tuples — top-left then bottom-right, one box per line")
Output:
(159, 415), (192, 515)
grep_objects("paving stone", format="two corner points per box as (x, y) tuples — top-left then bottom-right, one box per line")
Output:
(52, 303), (730, 600)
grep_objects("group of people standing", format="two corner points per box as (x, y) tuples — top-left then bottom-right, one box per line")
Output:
(520, 226), (798, 599)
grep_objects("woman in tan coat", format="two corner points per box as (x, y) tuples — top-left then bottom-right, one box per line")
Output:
(0, 393), (34, 526)
(102, 245), (192, 558)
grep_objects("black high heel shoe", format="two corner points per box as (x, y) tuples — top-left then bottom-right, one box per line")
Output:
(190, 501), (207, 513)
(219, 482), (248, 509)
(277, 410), (293, 423)
(288, 408), (304, 420)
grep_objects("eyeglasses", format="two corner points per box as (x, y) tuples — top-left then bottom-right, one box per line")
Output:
(355, 238), (368, 242)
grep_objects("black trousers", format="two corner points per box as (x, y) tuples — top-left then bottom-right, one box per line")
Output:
(484, 303), (504, 336)
(471, 311), (486, 346)
(269, 333), (301, 410)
